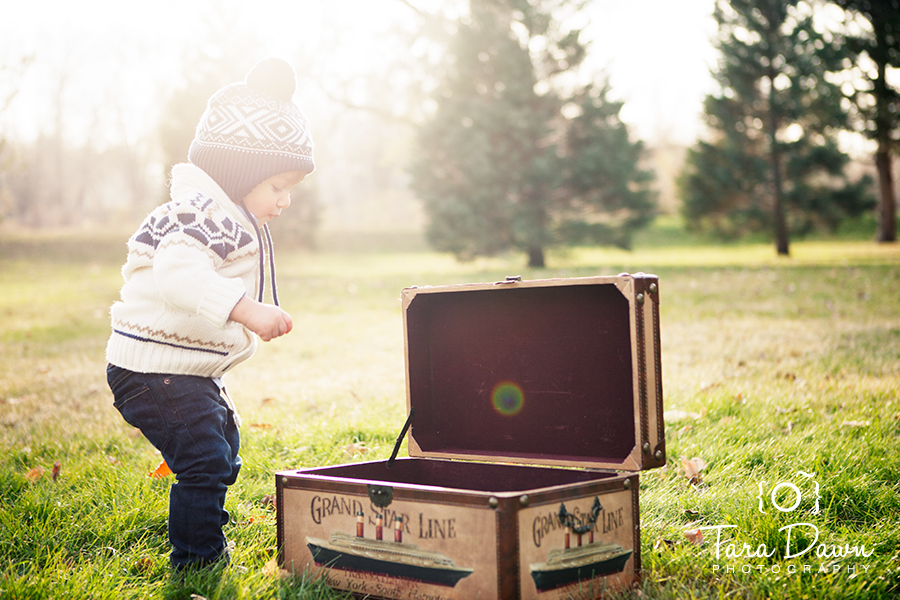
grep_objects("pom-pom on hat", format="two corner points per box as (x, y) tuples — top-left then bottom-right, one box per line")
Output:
(188, 58), (315, 205)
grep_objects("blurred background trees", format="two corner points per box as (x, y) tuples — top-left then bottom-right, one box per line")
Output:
(680, 0), (874, 256)
(832, 0), (900, 243)
(0, 0), (897, 261)
(408, 0), (655, 267)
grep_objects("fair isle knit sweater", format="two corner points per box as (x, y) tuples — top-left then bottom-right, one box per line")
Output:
(106, 163), (265, 378)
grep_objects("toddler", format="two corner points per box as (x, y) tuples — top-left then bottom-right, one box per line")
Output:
(105, 57), (314, 570)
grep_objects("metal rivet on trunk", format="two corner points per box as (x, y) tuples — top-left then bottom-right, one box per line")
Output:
(636, 293), (645, 305)
(649, 283), (658, 294)
(623, 479), (631, 490)
(489, 497), (499, 509)
(519, 495), (529, 507)
(642, 442), (651, 454)
(655, 449), (664, 461)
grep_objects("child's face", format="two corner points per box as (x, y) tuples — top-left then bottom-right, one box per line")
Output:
(242, 171), (305, 225)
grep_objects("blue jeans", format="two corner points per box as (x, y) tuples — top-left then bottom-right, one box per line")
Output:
(106, 364), (241, 569)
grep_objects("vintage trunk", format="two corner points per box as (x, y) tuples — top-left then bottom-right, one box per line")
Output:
(277, 274), (665, 600)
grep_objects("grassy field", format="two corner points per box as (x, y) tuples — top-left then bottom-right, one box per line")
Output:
(0, 226), (898, 599)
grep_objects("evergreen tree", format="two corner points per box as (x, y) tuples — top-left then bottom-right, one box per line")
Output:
(680, 0), (873, 255)
(409, 0), (655, 267)
(832, 0), (900, 243)
(559, 81), (656, 250)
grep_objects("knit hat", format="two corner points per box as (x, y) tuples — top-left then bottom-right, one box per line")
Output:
(188, 58), (315, 204)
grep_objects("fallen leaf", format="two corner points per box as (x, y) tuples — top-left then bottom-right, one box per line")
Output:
(261, 397), (276, 405)
(263, 557), (280, 576)
(25, 467), (44, 482)
(841, 420), (870, 428)
(684, 528), (704, 545)
(52, 460), (61, 482)
(150, 460), (173, 479)
(653, 538), (676, 551)
(190, 595), (209, 600)
(133, 557), (153, 573)
(263, 557), (290, 579)
(261, 494), (276, 509)
(343, 441), (368, 457)
(680, 457), (707, 486)
(250, 422), (273, 430)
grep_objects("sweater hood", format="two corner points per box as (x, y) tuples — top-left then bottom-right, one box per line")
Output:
(170, 163), (251, 228)
(169, 163), (280, 306)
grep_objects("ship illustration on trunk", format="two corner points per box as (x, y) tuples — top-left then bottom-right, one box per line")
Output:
(307, 512), (474, 587)
(529, 497), (633, 592)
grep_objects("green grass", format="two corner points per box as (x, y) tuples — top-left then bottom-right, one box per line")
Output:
(1, 225), (899, 599)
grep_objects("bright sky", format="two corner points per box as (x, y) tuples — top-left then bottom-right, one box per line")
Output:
(0, 0), (718, 148)
(585, 0), (718, 144)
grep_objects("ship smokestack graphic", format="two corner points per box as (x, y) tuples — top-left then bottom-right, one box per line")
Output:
(306, 510), (474, 588)
(529, 498), (633, 592)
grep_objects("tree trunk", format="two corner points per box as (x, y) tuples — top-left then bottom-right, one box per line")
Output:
(875, 149), (897, 243)
(767, 74), (790, 256)
(771, 151), (789, 256)
(874, 52), (897, 243)
(527, 246), (545, 268)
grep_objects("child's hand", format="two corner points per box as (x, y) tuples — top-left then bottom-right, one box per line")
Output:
(229, 296), (293, 341)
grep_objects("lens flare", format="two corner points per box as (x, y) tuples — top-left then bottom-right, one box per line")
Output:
(492, 382), (524, 416)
